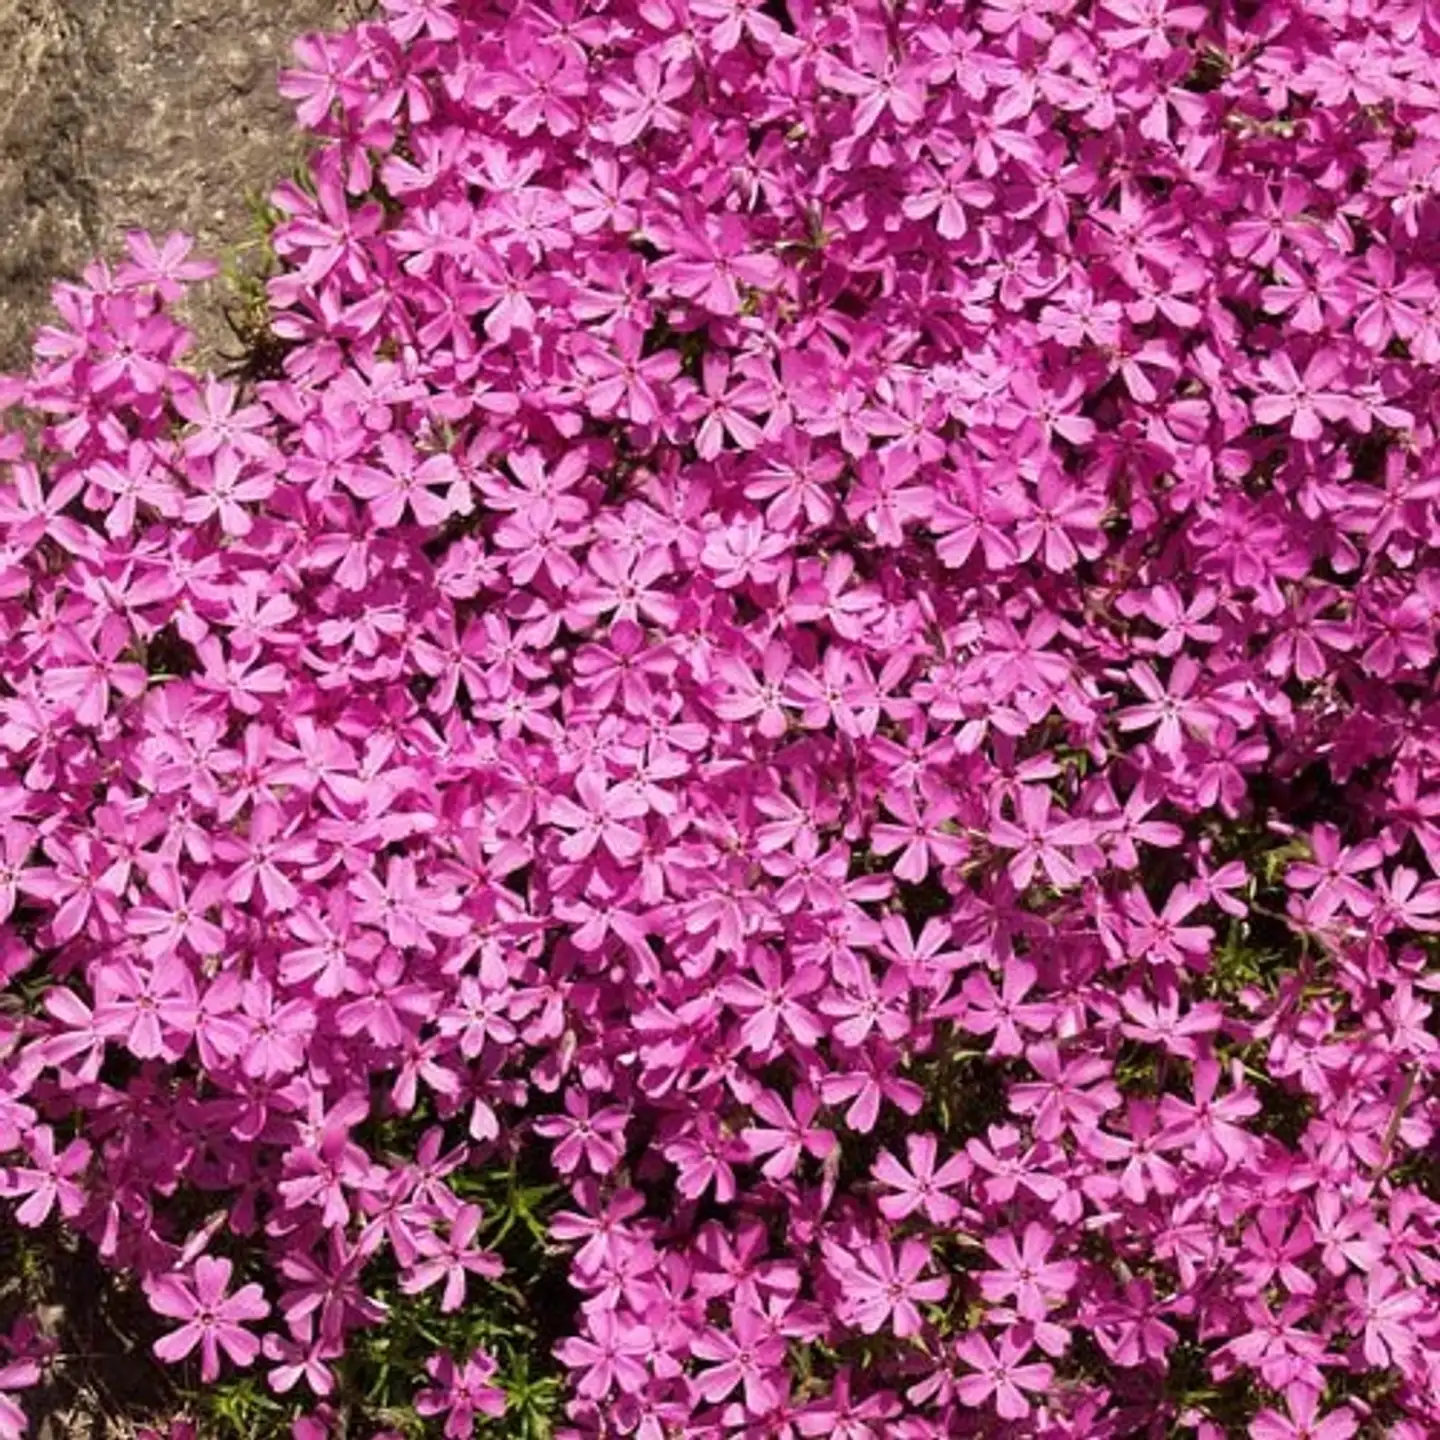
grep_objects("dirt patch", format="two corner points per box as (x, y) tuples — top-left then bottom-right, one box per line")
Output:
(0, 0), (365, 372)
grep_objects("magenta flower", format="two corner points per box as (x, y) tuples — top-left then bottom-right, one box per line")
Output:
(150, 1256), (270, 1382)
(554, 1311), (652, 1401)
(545, 769), (649, 864)
(690, 1304), (787, 1413)
(871, 1133), (970, 1225)
(571, 320), (681, 426)
(1249, 1386), (1357, 1440)
(953, 1329), (1055, 1422)
(534, 1090), (630, 1176)
(979, 1224), (1078, 1322)
(1346, 1265), (1431, 1370)
(740, 1084), (835, 1181)
(1251, 349), (1356, 441)
(988, 786), (1096, 890)
(1, 1127), (90, 1227)
(415, 1347), (507, 1440)
(827, 1238), (949, 1338)
(651, 213), (781, 317)
(1114, 657), (1217, 756)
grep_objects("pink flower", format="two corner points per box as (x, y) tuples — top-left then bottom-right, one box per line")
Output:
(1, 1127), (90, 1227)
(871, 1133), (970, 1224)
(827, 1238), (949, 1338)
(343, 433), (460, 527)
(979, 1223), (1078, 1321)
(690, 1305), (786, 1413)
(415, 1347), (506, 1440)
(1345, 1265), (1430, 1370)
(150, 1257), (270, 1382)
(1249, 1386), (1357, 1440)
(571, 320), (680, 426)
(555, 1311), (652, 1400)
(401, 1205), (503, 1313)
(651, 213), (781, 316)
(546, 768), (649, 863)
(988, 786), (1096, 890)
(953, 1329), (1054, 1421)
(1286, 824), (1384, 922)
(534, 1089), (630, 1176)
(1251, 349), (1356, 441)
(1115, 657), (1217, 755)
(741, 1085), (834, 1180)
(871, 789), (969, 883)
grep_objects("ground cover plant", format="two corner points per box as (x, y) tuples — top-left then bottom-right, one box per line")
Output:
(0, 0), (1438, 1435)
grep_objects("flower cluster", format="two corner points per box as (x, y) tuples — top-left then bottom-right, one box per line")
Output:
(1, 0), (1439, 1436)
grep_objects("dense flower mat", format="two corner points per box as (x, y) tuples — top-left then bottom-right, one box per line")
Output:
(0, 0), (1438, 1435)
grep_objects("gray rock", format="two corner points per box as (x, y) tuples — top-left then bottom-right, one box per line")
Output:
(0, 0), (364, 372)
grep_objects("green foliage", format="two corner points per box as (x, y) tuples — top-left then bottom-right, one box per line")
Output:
(199, 1375), (289, 1439)
(211, 185), (291, 383)
(174, 1134), (572, 1439)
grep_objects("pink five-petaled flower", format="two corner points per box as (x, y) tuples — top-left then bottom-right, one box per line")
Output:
(401, 1204), (503, 1313)
(1009, 1042), (1121, 1141)
(979, 1223), (1078, 1322)
(718, 949), (825, 1053)
(554, 1310), (652, 1401)
(690, 1304), (787, 1414)
(1285, 824), (1384, 923)
(1344, 1264), (1431, 1369)
(548, 1184), (646, 1277)
(688, 354), (770, 461)
(415, 1347), (507, 1440)
(1249, 1385), (1358, 1440)
(1119, 885), (1215, 971)
(150, 1256), (270, 1382)
(700, 515), (790, 588)
(1114, 657), (1217, 755)
(819, 24), (929, 135)
(115, 229), (218, 300)
(872, 1132), (971, 1224)
(571, 319), (681, 426)
(17, 829), (125, 943)
(713, 640), (794, 739)
(261, 1313), (338, 1397)
(546, 768), (648, 862)
(826, 1237), (949, 1338)
(182, 451), (275, 537)
(956, 958), (1055, 1058)
(348, 855), (468, 951)
(871, 789), (970, 883)
(92, 954), (198, 1061)
(1, 1126), (90, 1227)
(1252, 348), (1355, 440)
(126, 863), (226, 959)
(651, 212), (781, 317)
(534, 1089), (630, 1176)
(740, 1084), (835, 1181)
(172, 376), (271, 461)
(343, 432), (460, 528)
(1158, 1057), (1262, 1168)
(954, 1328), (1055, 1421)
(42, 621), (149, 729)
(988, 785), (1095, 889)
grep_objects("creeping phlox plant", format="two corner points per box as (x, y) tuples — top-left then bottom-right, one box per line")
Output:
(0, 0), (1438, 1435)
